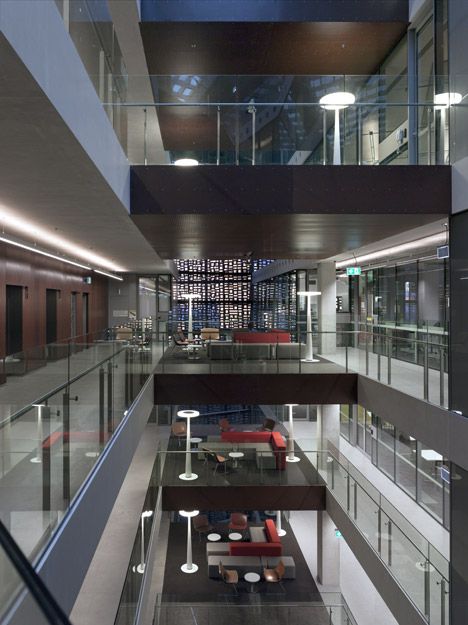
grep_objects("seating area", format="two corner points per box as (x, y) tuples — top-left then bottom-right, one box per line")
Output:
(197, 430), (287, 471)
(204, 518), (296, 586)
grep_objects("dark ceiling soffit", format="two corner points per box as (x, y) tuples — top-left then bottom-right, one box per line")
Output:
(141, 0), (409, 23)
(131, 165), (451, 216)
(153, 373), (358, 405)
(162, 485), (326, 511)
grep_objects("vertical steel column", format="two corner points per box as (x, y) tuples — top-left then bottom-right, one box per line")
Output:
(216, 106), (221, 166)
(440, 347), (445, 406)
(107, 360), (113, 433)
(322, 109), (327, 165)
(41, 406), (51, 512)
(143, 107), (148, 166)
(407, 29), (418, 164)
(357, 106), (362, 165)
(62, 392), (70, 503)
(387, 520), (392, 566)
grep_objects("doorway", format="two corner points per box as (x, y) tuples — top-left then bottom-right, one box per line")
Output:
(46, 289), (58, 344)
(6, 285), (23, 355)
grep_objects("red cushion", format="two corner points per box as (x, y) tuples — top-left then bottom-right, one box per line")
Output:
(233, 331), (291, 344)
(270, 432), (287, 470)
(265, 519), (280, 543)
(270, 432), (286, 450)
(230, 542), (282, 557)
(221, 431), (272, 443)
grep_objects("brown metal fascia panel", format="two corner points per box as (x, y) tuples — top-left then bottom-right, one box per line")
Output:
(162, 485), (326, 511)
(154, 373), (358, 405)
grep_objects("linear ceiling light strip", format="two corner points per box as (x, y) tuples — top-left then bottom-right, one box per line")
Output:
(0, 236), (123, 280)
(335, 233), (447, 268)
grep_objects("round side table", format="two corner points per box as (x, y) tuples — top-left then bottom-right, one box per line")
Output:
(229, 451), (244, 468)
(229, 532), (242, 541)
(207, 533), (221, 542)
(244, 571), (261, 593)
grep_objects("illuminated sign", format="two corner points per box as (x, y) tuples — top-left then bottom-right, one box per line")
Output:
(346, 267), (362, 276)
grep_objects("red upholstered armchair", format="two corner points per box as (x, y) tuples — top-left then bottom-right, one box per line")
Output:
(229, 513), (248, 533)
(229, 519), (283, 557)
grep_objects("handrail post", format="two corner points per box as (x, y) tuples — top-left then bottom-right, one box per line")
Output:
(248, 100), (256, 165)
(357, 105), (362, 165)
(322, 109), (327, 165)
(440, 347), (445, 406)
(377, 340), (381, 381)
(387, 337), (392, 385)
(365, 330), (369, 376)
(143, 107), (148, 166)
(424, 342), (429, 401)
(345, 345), (349, 372)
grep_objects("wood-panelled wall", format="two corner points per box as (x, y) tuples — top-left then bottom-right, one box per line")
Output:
(0, 241), (109, 356)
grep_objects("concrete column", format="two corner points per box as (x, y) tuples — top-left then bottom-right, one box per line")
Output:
(317, 404), (340, 450)
(316, 510), (340, 586)
(318, 261), (336, 356)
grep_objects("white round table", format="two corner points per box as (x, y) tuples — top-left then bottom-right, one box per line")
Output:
(207, 533), (221, 542)
(190, 437), (203, 445)
(244, 571), (261, 593)
(229, 532), (242, 541)
(229, 451), (244, 468)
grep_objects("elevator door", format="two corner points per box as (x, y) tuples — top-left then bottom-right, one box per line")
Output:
(46, 289), (58, 344)
(6, 285), (23, 355)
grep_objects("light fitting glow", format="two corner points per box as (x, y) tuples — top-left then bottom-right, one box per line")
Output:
(336, 233), (447, 269)
(434, 92), (462, 109)
(174, 158), (199, 167)
(319, 91), (355, 110)
(297, 291), (322, 296)
(179, 510), (199, 517)
(181, 293), (201, 299)
(0, 209), (124, 271)
(94, 269), (123, 282)
(0, 236), (91, 270)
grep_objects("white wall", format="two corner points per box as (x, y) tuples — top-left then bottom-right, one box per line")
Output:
(340, 540), (399, 625)
(0, 0), (130, 209)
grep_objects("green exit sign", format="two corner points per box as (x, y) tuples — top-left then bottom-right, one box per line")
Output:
(346, 267), (362, 276)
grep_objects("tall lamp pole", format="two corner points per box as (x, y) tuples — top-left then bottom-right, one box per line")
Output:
(297, 291), (321, 362)
(180, 510), (200, 573)
(182, 293), (200, 341)
(285, 403), (300, 463)
(319, 92), (355, 165)
(178, 410), (200, 481)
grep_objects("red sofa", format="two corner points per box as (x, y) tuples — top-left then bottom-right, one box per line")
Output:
(233, 330), (291, 344)
(221, 430), (287, 470)
(230, 519), (282, 556)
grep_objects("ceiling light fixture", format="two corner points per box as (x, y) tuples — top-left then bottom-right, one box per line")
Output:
(336, 232), (447, 269)
(94, 269), (124, 282)
(0, 209), (124, 271)
(0, 236), (92, 270)
(174, 158), (199, 167)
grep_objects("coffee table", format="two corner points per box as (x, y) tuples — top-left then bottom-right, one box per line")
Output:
(244, 571), (261, 593)
(229, 532), (242, 541)
(207, 533), (221, 542)
(229, 451), (244, 468)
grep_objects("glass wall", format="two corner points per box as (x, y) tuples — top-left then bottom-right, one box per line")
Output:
(348, 404), (449, 529)
(53, 0), (128, 150)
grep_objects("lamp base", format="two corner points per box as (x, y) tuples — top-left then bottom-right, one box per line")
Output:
(277, 529), (287, 537)
(136, 563), (145, 574)
(301, 358), (320, 363)
(286, 456), (301, 463)
(30, 457), (41, 464)
(181, 563), (199, 574)
(85, 451), (100, 458)
(179, 472), (198, 481)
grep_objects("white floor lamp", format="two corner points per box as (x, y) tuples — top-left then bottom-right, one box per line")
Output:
(276, 510), (287, 537)
(434, 92), (462, 163)
(136, 510), (153, 574)
(181, 293), (200, 341)
(180, 509), (199, 573)
(297, 291), (321, 362)
(285, 403), (300, 463)
(319, 92), (355, 165)
(178, 409), (200, 481)
(30, 404), (45, 464)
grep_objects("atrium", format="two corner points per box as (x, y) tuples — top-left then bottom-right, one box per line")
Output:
(0, 2), (466, 625)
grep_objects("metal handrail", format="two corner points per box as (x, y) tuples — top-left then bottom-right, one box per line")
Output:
(0, 518), (72, 625)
